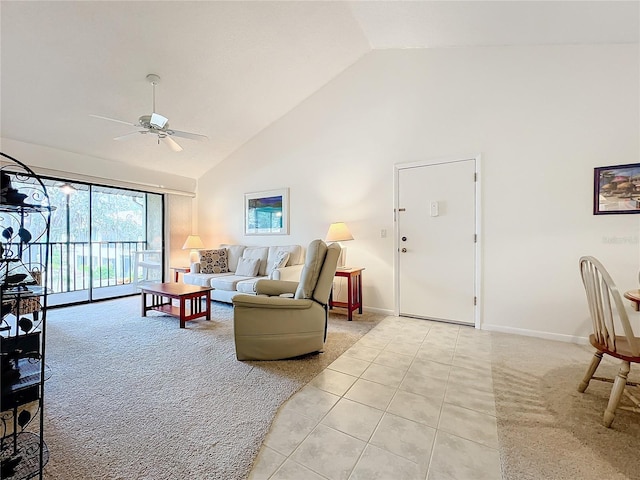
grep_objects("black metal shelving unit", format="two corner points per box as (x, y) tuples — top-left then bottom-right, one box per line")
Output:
(1, 153), (54, 480)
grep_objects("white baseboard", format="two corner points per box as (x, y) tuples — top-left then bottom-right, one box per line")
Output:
(481, 323), (589, 345)
(362, 310), (590, 344)
(362, 306), (395, 316)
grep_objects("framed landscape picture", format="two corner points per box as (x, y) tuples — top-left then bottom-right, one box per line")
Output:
(594, 163), (640, 215)
(244, 188), (289, 235)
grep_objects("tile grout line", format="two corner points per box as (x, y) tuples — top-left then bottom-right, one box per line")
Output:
(263, 317), (501, 479)
(345, 324), (430, 479)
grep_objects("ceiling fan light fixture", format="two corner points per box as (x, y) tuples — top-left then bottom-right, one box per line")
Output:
(150, 112), (168, 129)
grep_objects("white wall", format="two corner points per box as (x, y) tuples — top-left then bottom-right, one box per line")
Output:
(197, 44), (639, 341)
(167, 194), (194, 269)
(0, 137), (197, 194)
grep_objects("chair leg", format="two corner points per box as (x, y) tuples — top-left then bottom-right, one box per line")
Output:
(603, 360), (631, 428)
(578, 351), (603, 393)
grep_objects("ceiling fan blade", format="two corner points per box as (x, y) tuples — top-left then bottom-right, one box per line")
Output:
(162, 135), (183, 152)
(113, 131), (145, 141)
(168, 129), (208, 142)
(89, 114), (138, 127)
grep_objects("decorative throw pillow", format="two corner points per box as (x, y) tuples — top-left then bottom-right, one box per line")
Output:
(266, 251), (290, 276)
(235, 257), (260, 276)
(199, 249), (229, 274)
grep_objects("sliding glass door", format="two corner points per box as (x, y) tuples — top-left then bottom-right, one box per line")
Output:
(90, 186), (163, 301)
(50, 182), (91, 303)
(13, 177), (165, 306)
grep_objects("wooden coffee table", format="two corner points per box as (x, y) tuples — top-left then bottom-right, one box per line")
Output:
(140, 282), (213, 328)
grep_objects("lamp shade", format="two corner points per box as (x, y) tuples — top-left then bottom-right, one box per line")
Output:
(325, 222), (354, 242)
(182, 235), (204, 250)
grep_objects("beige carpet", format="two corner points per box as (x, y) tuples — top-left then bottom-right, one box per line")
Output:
(491, 333), (640, 480)
(40, 296), (383, 480)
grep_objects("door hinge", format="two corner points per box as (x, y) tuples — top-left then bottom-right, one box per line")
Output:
(474, 296), (477, 306)
(474, 234), (477, 243)
(474, 172), (478, 182)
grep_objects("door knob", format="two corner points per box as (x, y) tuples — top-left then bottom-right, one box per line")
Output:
(401, 248), (407, 253)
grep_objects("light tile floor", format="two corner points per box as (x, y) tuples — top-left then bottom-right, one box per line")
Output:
(249, 316), (502, 480)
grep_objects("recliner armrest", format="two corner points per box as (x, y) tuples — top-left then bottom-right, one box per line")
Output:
(255, 279), (298, 297)
(270, 264), (304, 281)
(232, 294), (313, 310)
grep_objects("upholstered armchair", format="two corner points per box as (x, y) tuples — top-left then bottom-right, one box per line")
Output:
(232, 239), (341, 361)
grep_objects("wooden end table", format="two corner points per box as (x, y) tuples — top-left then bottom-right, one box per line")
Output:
(171, 266), (190, 282)
(140, 283), (212, 328)
(329, 267), (364, 321)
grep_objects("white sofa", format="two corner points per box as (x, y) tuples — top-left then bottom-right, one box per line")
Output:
(183, 244), (305, 303)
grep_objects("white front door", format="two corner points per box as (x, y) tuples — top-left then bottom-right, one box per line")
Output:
(396, 158), (477, 325)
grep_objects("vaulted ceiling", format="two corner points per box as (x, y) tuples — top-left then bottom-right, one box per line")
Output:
(1, 1), (637, 178)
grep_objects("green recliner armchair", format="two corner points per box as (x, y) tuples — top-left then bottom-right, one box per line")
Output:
(232, 239), (341, 361)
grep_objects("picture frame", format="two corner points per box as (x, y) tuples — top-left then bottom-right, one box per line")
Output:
(244, 188), (289, 235)
(594, 163), (640, 215)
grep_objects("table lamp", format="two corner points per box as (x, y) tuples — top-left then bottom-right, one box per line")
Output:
(325, 222), (353, 268)
(182, 234), (204, 264)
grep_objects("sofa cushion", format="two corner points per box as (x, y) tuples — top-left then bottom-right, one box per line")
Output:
(242, 247), (269, 276)
(183, 272), (232, 287)
(267, 245), (302, 267)
(236, 257), (260, 276)
(220, 244), (246, 272)
(199, 249), (229, 274)
(295, 240), (328, 299)
(266, 251), (290, 276)
(210, 275), (258, 292)
(236, 278), (261, 294)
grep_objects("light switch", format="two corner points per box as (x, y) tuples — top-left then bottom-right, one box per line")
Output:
(430, 201), (439, 217)
(381, 229), (387, 238)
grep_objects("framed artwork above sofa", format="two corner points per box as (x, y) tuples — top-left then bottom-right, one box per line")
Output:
(244, 188), (289, 235)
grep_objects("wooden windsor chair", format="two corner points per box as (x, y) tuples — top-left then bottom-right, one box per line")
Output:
(578, 256), (640, 427)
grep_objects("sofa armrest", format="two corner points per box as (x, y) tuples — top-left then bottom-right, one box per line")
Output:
(270, 263), (304, 281)
(232, 294), (313, 310)
(255, 279), (298, 297)
(190, 262), (201, 274)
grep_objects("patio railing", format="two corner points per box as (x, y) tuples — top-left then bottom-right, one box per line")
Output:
(17, 241), (149, 294)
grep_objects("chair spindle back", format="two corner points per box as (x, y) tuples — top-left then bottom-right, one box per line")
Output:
(579, 256), (639, 357)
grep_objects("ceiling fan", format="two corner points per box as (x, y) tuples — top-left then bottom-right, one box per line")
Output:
(90, 74), (208, 152)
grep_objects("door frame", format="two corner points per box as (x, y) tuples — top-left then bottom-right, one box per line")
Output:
(393, 154), (482, 328)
